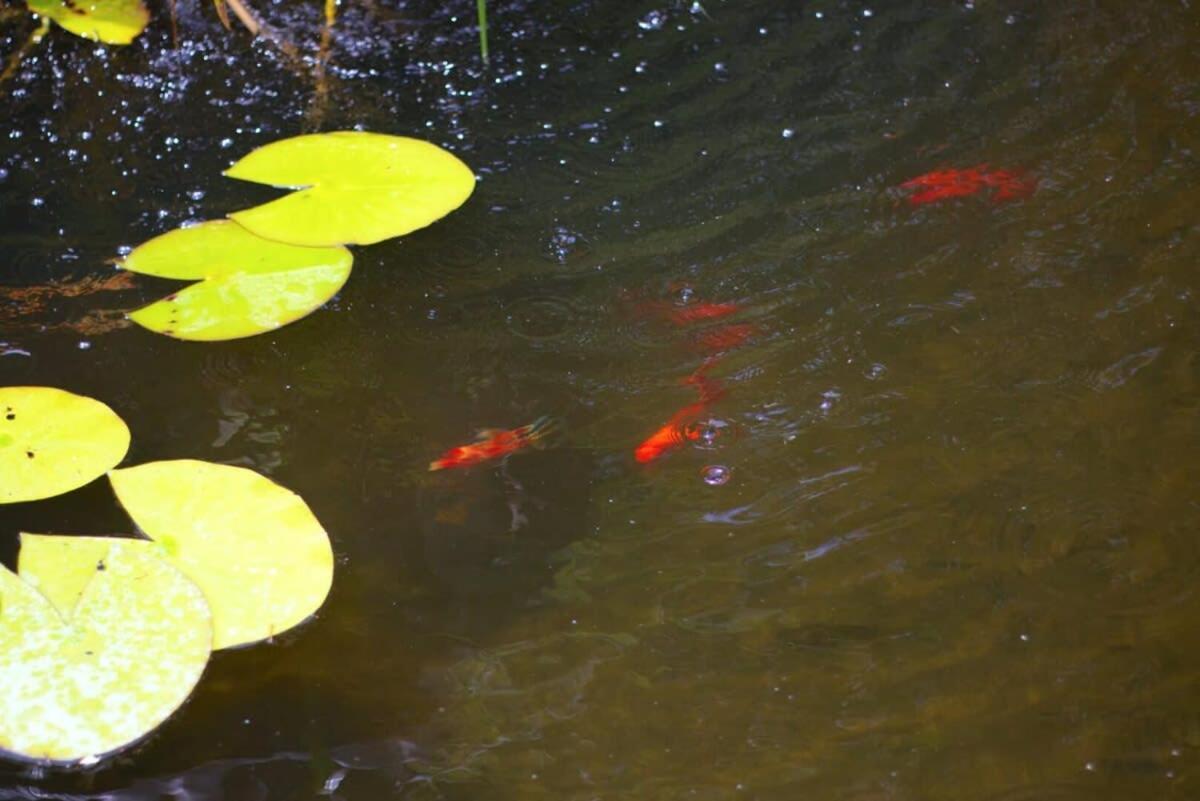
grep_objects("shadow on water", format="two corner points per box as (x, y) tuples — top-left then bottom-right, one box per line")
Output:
(3, 0), (1200, 798)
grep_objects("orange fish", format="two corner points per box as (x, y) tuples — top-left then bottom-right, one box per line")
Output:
(691, 323), (757, 353)
(900, 164), (1036, 205)
(634, 369), (726, 464)
(634, 401), (707, 464)
(429, 417), (556, 471)
(667, 302), (740, 325)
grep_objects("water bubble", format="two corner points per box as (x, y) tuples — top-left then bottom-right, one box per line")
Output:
(782, 128), (795, 139)
(638, 10), (666, 30)
(702, 465), (731, 486)
(545, 226), (589, 264)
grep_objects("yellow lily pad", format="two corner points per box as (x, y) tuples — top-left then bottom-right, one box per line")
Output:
(0, 386), (130, 505)
(17, 533), (125, 618)
(224, 131), (476, 247)
(119, 220), (353, 341)
(108, 460), (334, 650)
(27, 0), (149, 45)
(0, 539), (211, 764)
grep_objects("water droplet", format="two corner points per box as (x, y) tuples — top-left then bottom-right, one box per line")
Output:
(638, 10), (666, 30)
(702, 465), (731, 485)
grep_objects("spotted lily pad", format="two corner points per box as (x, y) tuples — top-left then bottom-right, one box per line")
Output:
(108, 460), (334, 650)
(119, 220), (353, 341)
(0, 387), (130, 504)
(27, 0), (149, 45)
(0, 539), (211, 764)
(224, 132), (476, 247)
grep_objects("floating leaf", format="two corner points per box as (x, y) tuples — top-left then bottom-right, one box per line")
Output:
(0, 386), (130, 504)
(0, 539), (211, 764)
(224, 131), (476, 247)
(17, 534), (123, 618)
(27, 0), (149, 45)
(108, 460), (334, 650)
(119, 220), (353, 341)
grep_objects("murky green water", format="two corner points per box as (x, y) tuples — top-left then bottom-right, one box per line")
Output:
(3, 0), (1200, 797)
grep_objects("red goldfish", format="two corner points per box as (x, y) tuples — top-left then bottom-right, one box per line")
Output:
(623, 292), (741, 327)
(899, 164), (1036, 206)
(634, 369), (726, 464)
(691, 323), (757, 353)
(429, 417), (557, 471)
(667, 302), (740, 325)
(634, 401), (708, 463)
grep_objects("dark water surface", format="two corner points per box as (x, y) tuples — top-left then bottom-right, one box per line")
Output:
(3, 0), (1200, 798)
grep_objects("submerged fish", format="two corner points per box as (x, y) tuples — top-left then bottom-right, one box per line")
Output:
(634, 369), (726, 464)
(899, 164), (1036, 205)
(429, 417), (557, 471)
(691, 323), (758, 353)
(667, 302), (740, 325)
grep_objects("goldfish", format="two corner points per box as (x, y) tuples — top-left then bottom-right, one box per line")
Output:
(691, 323), (757, 353)
(429, 417), (557, 471)
(634, 402), (707, 464)
(634, 369), (726, 464)
(899, 164), (1036, 206)
(667, 302), (740, 325)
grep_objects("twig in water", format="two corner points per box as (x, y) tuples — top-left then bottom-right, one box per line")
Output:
(476, 0), (488, 63)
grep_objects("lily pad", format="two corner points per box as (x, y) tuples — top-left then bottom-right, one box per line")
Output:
(17, 534), (122, 618)
(0, 539), (211, 764)
(224, 131), (476, 247)
(27, 0), (149, 45)
(108, 460), (335, 650)
(0, 386), (130, 504)
(119, 220), (353, 341)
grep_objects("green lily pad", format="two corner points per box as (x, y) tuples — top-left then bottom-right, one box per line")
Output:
(0, 386), (130, 504)
(119, 220), (353, 341)
(224, 131), (476, 247)
(0, 539), (211, 764)
(108, 460), (335, 650)
(27, 0), (149, 45)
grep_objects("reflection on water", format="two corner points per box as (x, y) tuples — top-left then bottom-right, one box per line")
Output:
(3, 0), (1200, 798)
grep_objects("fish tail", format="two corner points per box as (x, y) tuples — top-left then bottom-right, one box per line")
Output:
(520, 415), (563, 447)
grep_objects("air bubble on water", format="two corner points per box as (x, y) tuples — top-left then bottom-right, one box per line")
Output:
(30, 197), (43, 207)
(702, 465), (731, 486)
(782, 128), (795, 139)
(638, 10), (666, 30)
(819, 389), (841, 413)
(546, 226), (588, 263)
(866, 362), (887, 380)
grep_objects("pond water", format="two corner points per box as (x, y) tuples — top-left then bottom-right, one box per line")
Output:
(3, 0), (1200, 798)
